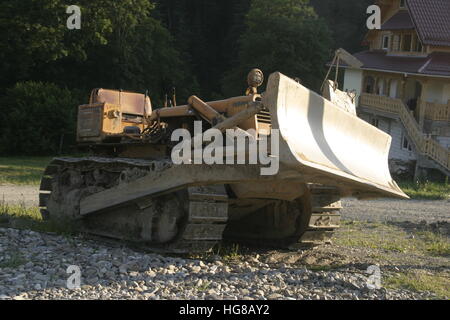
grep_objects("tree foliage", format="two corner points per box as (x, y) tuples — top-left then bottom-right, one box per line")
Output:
(0, 0), (371, 155)
(222, 0), (331, 96)
(310, 0), (373, 53)
(0, 82), (82, 155)
(0, 0), (196, 104)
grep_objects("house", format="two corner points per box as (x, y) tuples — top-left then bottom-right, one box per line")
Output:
(338, 0), (450, 180)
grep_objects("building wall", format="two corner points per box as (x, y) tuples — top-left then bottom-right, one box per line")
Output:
(343, 69), (363, 100)
(389, 121), (417, 161)
(437, 136), (450, 149)
(359, 111), (418, 161)
(442, 83), (450, 104)
(424, 81), (444, 103)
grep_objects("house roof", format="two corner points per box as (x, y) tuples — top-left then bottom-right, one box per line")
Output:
(381, 10), (414, 30)
(333, 50), (450, 77)
(423, 52), (450, 75)
(407, 0), (450, 46)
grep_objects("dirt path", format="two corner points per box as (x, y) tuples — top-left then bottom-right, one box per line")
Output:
(0, 185), (39, 207)
(342, 198), (449, 223)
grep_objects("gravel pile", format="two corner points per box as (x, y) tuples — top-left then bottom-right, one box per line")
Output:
(0, 228), (438, 300)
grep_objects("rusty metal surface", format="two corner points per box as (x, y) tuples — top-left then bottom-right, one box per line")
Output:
(91, 88), (152, 116)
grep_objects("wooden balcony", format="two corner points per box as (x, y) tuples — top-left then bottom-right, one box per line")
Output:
(423, 100), (450, 122)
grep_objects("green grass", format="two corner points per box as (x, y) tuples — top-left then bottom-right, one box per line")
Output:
(196, 280), (212, 292)
(336, 221), (450, 257)
(385, 271), (450, 299)
(188, 243), (244, 261)
(398, 180), (450, 200)
(0, 157), (53, 185)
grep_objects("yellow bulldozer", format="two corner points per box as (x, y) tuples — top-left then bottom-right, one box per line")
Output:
(39, 68), (408, 253)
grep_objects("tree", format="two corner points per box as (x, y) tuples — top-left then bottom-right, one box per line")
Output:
(0, 0), (197, 105)
(154, 0), (251, 100)
(310, 0), (373, 53)
(0, 82), (82, 155)
(221, 0), (332, 96)
(0, 0), (113, 90)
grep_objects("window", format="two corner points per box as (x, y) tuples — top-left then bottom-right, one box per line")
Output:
(382, 35), (390, 50)
(364, 76), (375, 93)
(376, 78), (387, 95)
(414, 34), (423, 52)
(392, 35), (400, 51)
(402, 34), (412, 51)
(402, 135), (413, 152)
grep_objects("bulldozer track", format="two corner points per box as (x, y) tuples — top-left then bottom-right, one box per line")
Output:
(39, 157), (230, 253)
(39, 157), (340, 253)
(224, 185), (341, 249)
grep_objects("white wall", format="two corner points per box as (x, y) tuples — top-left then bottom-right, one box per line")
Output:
(343, 69), (363, 100)
(359, 111), (418, 161)
(388, 121), (418, 161)
(424, 81), (444, 103)
(389, 80), (399, 98)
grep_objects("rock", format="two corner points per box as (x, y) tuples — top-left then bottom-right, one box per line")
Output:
(267, 293), (283, 300)
(119, 265), (128, 274)
(0, 225), (436, 301)
(191, 266), (201, 273)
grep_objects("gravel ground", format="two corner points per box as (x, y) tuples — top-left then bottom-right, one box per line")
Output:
(0, 185), (448, 300)
(0, 228), (439, 300)
(342, 198), (450, 223)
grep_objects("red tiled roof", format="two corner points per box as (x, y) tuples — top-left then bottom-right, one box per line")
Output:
(407, 0), (450, 46)
(381, 10), (414, 30)
(333, 51), (450, 77)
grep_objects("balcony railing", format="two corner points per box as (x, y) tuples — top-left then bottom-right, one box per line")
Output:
(360, 93), (450, 171)
(423, 100), (450, 122)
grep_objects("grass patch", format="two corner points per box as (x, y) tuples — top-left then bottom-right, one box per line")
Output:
(0, 202), (75, 235)
(398, 180), (450, 200)
(188, 243), (243, 262)
(336, 221), (450, 257)
(416, 231), (450, 256)
(385, 271), (450, 299)
(0, 157), (53, 185)
(214, 243), (242, 261)
(196, 280), (212, 292)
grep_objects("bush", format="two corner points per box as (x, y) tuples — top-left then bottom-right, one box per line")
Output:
(0, 82), (84, 155)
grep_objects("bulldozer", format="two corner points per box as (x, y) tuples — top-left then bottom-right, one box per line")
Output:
(39, 69), (408, 253)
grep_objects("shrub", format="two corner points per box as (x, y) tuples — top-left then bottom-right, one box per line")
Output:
(0, 82), (85, 155)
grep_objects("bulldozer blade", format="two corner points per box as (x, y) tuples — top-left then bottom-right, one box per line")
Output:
(263, 72), (408, 199)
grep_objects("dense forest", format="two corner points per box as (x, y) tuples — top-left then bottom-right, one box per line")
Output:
(0, 0), (373, 155)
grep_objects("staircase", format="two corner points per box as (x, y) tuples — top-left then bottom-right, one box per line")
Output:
(360, 93), (450, 177)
